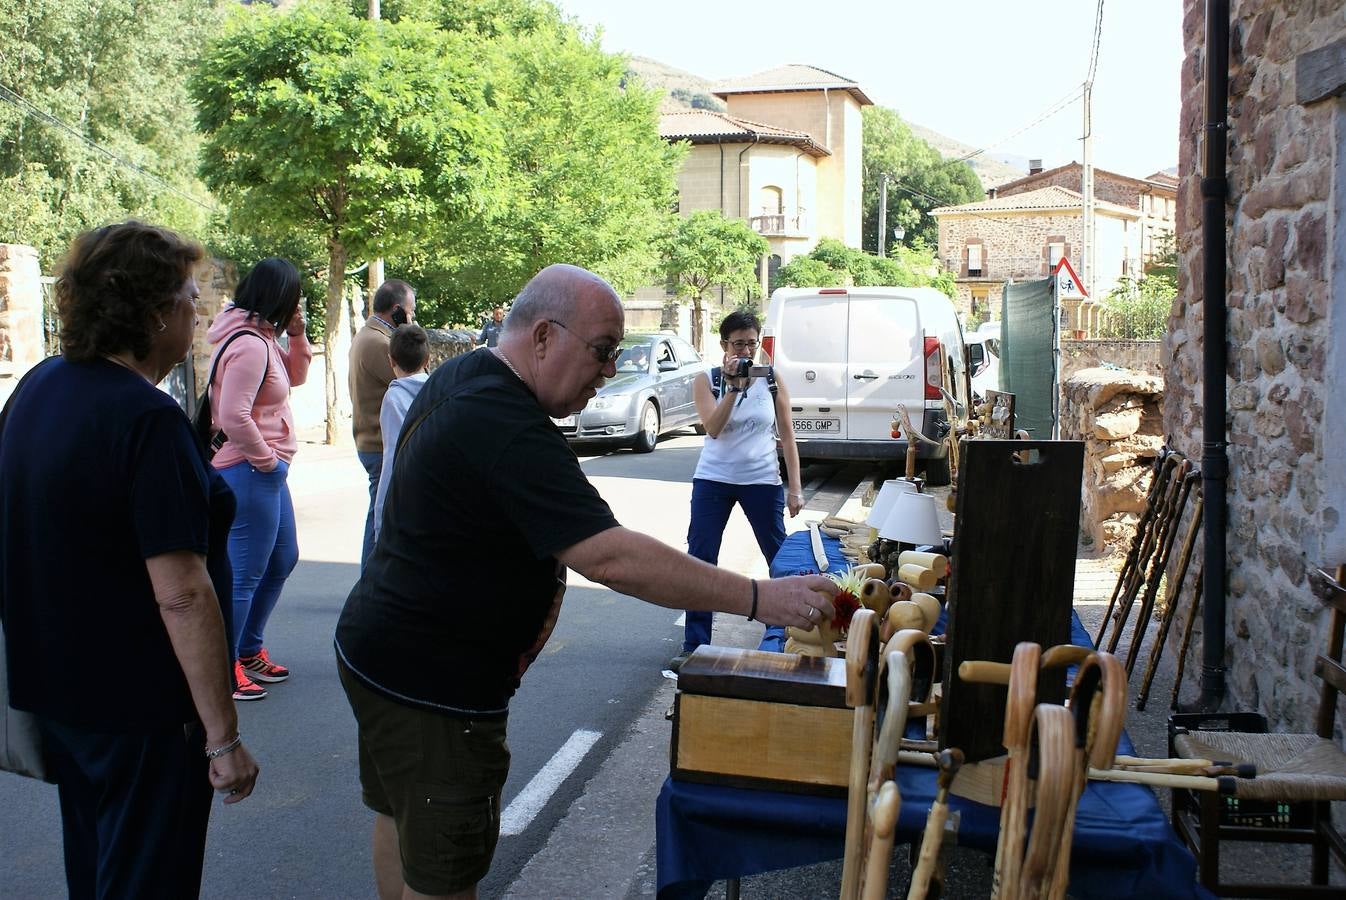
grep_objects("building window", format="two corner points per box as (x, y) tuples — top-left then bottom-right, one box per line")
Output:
(1048, 242), (1065, 270)
(967, 243), (983, 277)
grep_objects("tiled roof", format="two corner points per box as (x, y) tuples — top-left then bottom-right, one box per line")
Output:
(658, 110), (831, 156)
(711, 64), (873, 106)
(930, 185), (1139, 218)
(995, 161), (1178, 196)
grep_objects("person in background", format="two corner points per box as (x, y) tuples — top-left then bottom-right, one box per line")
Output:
(0, 221), (258, 896)
(372, 324), (430, 542)
(672, 309), (805, 670)
(350, 279), (417, 571)
(206, 258), (312, 701)
(478, 305), (505, 348)
(335, 264), (835, 900)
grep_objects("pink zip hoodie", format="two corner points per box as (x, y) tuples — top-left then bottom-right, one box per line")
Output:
(206, 306), (312, 471)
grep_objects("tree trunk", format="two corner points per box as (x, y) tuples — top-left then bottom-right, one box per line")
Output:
(324, 237), (347, 445)
(691, 293), (704, 353)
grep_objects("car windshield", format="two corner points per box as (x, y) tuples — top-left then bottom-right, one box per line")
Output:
(615, 344), (651, 372)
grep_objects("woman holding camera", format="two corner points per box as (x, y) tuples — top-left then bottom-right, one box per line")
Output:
(206, 258), (311, 701)
(673, 310), (804, 668)
(0, 221), (258, 895)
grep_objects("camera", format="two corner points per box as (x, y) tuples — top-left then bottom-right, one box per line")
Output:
(727, 358), (772, 379)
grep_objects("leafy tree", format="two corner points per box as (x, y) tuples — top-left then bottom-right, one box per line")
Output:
(192, 0), (501, 442)
(861, 106), (982, 254)
(0, 0), (218, 267)
(361, 0), (681, 324)
(771, 238), (955, 300)
(1100, 270), (1175, 340)
(662, 210), (768, 351)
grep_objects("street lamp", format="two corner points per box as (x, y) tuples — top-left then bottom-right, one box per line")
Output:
(893, 226), (905, 243)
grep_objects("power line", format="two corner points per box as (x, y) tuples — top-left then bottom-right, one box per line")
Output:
(1086, 0), (1106, 88)
(0, 81), (221, 215)
(954, 87), (1084, 165)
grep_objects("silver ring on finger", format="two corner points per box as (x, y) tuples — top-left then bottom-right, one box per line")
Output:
(807, 606), (816, 620)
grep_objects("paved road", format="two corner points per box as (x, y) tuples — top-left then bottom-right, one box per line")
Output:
(0, 429), (862, 899)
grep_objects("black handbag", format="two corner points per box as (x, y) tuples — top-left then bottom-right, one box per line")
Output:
(192, 330), (269, 460)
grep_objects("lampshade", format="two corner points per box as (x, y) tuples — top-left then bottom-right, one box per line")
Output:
(879, 490), (944, 546)
(866, 478), (919, 527)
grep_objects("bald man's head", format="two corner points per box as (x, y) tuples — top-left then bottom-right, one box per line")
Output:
(503, 264), (620, 335)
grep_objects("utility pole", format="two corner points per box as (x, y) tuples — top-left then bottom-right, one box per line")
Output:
(1081, 78), (1096, 301)
(877, 172), (890, 257)
(367, 0), (383, 307)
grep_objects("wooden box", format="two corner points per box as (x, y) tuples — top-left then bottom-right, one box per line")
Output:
(671, 645), (852, 796)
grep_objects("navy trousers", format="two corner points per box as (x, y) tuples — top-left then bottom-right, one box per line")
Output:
(683, 478), (787, 652)
(39, 718), (212, 899)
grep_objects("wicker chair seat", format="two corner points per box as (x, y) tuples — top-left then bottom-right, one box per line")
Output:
(1174, 730), (1346, 802)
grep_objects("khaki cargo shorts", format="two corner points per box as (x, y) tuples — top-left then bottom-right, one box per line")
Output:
(338, 659), (511, 895)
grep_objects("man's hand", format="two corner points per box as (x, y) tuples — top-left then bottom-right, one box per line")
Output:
(755, 574), (838, 629)
(209, 740), (260, 805)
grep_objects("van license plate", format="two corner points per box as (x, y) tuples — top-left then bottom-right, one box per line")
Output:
(793, 418), (840, 434)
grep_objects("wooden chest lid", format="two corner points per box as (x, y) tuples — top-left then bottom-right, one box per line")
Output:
(676, 645), (848, 709)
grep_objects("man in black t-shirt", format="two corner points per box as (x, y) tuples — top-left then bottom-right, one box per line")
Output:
(335, 263), (837, 899)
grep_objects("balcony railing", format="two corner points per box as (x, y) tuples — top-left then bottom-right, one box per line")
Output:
(751, 212), (810, 236)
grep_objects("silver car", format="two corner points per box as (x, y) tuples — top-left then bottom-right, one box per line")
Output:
(553, 334), (708, 452)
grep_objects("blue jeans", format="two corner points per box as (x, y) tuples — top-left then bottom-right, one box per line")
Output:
(357, 450), (382, 572)
(683, 478), (787, 653)
(219, 459), (298, 659)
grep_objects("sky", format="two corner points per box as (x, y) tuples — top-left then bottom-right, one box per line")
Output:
(556, 0), (1184, 180)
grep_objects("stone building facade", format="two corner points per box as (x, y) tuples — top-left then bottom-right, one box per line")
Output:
(930, 186), (1140, 321)
(994, 162), (1179, 264)
(0, 244), (44, 406)
(1166, 2), (1345, 732)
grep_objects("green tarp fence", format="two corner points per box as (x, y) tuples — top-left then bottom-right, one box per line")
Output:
(1000, 277), (1056, 438)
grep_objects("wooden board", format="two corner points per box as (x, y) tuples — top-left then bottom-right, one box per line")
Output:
(676, 644), (847, 708)
(940, 440), (1084, 762)
(671, 693), (853, 796)
(982, 389), (1017, 439)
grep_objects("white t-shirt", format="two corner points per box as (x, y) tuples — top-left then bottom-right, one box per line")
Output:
(692, 371), (781, 486)
(373, 372), (430, 539)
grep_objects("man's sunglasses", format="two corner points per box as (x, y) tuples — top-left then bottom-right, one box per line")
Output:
(548, 319), (622, 364)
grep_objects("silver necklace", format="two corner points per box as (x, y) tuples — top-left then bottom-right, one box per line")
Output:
(491, 347), (525, 383)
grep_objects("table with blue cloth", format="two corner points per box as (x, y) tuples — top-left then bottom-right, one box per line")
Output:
(655, 529), (1215, 900)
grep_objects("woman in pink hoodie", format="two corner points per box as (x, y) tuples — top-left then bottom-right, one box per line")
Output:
(206, 257), (312, 701)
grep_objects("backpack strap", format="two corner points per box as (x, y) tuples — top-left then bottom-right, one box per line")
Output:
(193, 330), (270, 458)
(765, 367), (778, 397)
(709, 367), (722, 400)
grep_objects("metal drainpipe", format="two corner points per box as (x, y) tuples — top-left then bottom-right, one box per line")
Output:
(1194, 0), (1230, 712)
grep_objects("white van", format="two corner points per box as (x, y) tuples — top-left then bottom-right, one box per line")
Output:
(761, 286), (969, 485)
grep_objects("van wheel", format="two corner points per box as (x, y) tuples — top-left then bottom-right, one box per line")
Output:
(924, 454), (951, 488)
(633, 402), (660, 453)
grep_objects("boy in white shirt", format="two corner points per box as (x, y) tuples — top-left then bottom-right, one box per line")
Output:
(372, 324), (430, 541)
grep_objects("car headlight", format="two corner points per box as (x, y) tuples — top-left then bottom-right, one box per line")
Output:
(590, 394), (628, 411)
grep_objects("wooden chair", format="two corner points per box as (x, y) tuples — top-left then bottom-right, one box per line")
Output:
(1170, 565), (1346, 897)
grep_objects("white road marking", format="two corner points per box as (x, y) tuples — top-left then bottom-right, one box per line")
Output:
(499, 728), (602, 836)
(674, 612), (685, 627)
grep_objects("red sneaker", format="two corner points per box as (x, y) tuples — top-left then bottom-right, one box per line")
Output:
(232, 660), (268, 701)
(239, 648), (290, 683)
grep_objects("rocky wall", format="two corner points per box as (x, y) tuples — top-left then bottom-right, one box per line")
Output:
(1168, 1), (1343, 730)
(0, 244), (44, 405)
(1062, 368), (1164, 553)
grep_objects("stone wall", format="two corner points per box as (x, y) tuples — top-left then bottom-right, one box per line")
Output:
(1060, 339), (1164, 382)
(1167, 1), (1344, 731)
(1062, 368), (1165, 553)
(937, 209), (1083, 283)
(0, 244), (44, 405)
(425, 329), (478, 370)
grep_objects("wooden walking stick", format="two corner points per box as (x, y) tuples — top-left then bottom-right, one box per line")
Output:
(990, 642), (1041, 900)
(907, 748), (965, 900)
(1046, 652), (1126, 900)
(860, 782), (901, 900)
(1137, 494), (1203, 709)
(1169, 567), (1204, 710)
(1014, 705), (1078, 900)
(1108, 458), (1189, 656)
(1095, 449), (1175, 648)
(1124, 468), (1199, 676)
(858, 649), (913, 900)
(841, 608), (879, 900)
